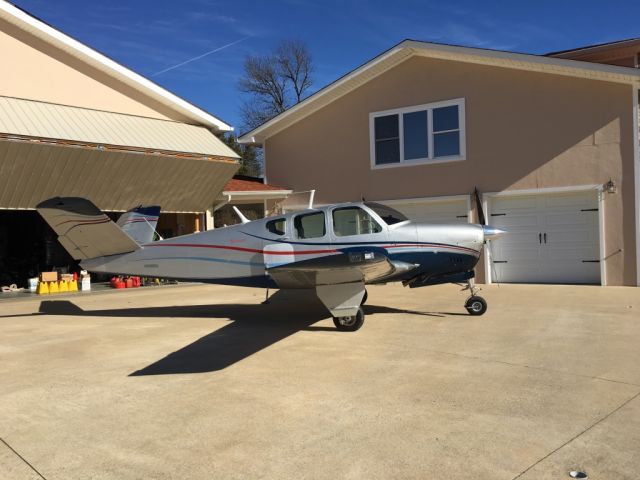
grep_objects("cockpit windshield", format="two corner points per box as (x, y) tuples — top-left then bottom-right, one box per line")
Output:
(364, 202), (408, 225)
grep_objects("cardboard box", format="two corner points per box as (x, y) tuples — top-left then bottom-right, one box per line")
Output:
(60, 273), (74, 282)
(40, 271), (58, 283)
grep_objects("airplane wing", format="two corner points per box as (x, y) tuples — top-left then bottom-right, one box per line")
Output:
(266, 249), (403, 289)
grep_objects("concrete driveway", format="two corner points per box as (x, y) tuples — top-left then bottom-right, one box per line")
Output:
(0, 283), (639, 479)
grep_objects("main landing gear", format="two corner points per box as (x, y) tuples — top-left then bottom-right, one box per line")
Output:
(332, 289), (367, 331)
(333, 307), (365, 332)
(463, 280), (487, 316)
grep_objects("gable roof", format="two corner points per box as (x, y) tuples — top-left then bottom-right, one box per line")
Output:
(546, 38), (640, 57)
(224, 176), (288, 193)
(0, 0), (232, 132)
(238, 39), (640, 144)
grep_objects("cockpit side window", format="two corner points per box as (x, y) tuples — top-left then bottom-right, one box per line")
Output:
(266, 218), (286, 236)
(332, 207), (382, 237)
(294, 211), (326, 239)
(364, 202), (408, 225)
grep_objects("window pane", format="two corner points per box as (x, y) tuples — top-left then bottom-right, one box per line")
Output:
(433, 131), (460, 157)
(294, 212), (325, 239)
(332, 207), (382, 237)
(374, 114), (399, 140)
(433, 105), (459, 132)
(403, 110), (428, 160)
(364, 202), (408, 225)
(266, 218), (286, 236)
(375, 139), (400, 164)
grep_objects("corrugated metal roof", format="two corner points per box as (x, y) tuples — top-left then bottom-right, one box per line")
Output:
(0, 96), (240, 158)
(0, 139), (238, 212)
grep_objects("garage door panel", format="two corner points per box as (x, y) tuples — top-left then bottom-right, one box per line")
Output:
(489, 190), (600, 285)
(545, 212), (592, 226)
(383, 198), (468, 224)
(544, 194), (597, 209)
(490, 214), (540, 229)
(493, 196), (537, 211)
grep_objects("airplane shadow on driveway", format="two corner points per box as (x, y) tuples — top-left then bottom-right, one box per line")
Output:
(36, 290), (454, 375)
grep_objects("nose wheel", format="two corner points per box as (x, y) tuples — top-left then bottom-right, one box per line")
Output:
(465, 295), (487, 315)
(463, 279), (487, 316)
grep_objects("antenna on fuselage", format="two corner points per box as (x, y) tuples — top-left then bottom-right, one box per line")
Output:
(232, 206), (250, 224)
(308, 190), (316, 209)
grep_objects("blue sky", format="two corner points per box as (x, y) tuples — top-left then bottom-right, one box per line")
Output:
(13, 0), (640, 133)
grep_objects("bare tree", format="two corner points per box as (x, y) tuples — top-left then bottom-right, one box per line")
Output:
(239, 39), (313, 131)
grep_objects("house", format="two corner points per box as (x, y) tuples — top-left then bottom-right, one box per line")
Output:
(0, 1), (239, 285)
(239, 39), (640, 287)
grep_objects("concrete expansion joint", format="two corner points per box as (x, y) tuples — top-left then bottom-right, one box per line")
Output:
(410, 345), (640, 388)
(0, 436), (48, 480)
(510, 390), (640, 480)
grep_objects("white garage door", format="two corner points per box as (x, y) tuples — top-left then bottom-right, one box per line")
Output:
(382, 198), (469, 224)
(488, 190), (600, 284)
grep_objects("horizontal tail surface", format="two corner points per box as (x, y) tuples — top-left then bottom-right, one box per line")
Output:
(36, 197), (139, 260)
(116, 205), (161, 244)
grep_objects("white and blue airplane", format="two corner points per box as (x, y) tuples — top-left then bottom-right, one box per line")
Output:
(36, 197), (505, 331)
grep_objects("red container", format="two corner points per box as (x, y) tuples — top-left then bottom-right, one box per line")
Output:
(115, 280), (126, 289)
(125, 278), (133, 288)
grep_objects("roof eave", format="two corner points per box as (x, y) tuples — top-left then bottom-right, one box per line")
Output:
(239, 39), (640, 144)
(0, 1), (233, 132)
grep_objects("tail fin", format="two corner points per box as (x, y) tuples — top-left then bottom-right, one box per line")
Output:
(36, 197), (139, 260)
(116, 205), (161, 244)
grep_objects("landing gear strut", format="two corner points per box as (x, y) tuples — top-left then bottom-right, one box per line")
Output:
(463, 280), (487, 316)
(333, 307), (365, 332)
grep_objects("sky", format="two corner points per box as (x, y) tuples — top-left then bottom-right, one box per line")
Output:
(12, 0), (640, 134)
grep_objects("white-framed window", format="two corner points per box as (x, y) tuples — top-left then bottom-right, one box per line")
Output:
(369, 98), (466, 169)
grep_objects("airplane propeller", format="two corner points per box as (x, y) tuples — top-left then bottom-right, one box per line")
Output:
(473, 187), (486, 226)
(474, 187), (505, 241)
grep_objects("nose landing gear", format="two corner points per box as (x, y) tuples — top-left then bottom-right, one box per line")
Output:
(463, 280), (487, 316)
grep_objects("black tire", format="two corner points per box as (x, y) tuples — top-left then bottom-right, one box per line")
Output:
(361, 289), (368, 305)
(333, 307), (365, 332)
(465, 296), (487, 316)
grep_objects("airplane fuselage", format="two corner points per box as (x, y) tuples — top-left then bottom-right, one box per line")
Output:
(82, 202), (485, 289)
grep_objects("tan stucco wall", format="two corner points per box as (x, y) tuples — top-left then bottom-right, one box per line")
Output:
(265, 56), (637, 286)
(0, 18), (191, 122)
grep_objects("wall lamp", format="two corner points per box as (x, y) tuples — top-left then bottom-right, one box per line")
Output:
(604, 179), (617, 194)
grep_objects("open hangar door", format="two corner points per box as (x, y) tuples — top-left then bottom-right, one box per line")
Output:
(485, 189), (601, 285)
(380, 196), (470, 224)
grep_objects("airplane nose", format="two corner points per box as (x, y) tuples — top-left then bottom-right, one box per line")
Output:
(482, 225), (506, 240)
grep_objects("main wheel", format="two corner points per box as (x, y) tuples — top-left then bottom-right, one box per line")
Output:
(465, 296), (487, 316)
(333, 307), (365, 332)
(361, 289), (368, 305)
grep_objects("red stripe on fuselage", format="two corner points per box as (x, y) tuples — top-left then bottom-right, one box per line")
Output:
(144, 243), (339, 255)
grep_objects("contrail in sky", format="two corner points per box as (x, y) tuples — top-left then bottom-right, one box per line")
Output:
(152, 36), (251, 76)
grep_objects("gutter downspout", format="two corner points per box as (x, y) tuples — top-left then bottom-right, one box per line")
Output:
(633, 86), (640, 286)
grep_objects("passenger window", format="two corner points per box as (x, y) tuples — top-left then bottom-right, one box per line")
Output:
(294, 212), (326, 239)
(266, 218), (286, 236)
(332, 207), (382, 237)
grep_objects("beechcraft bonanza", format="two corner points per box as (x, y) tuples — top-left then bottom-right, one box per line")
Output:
(37, 194), (505, 331)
